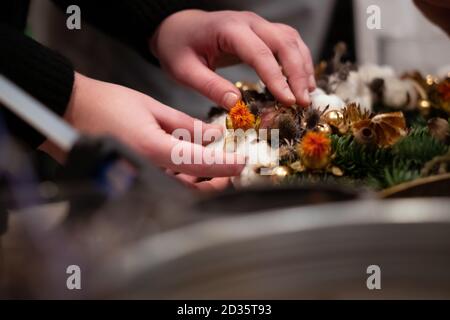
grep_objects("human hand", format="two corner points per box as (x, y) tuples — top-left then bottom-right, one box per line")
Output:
(40, 73), (244, 189)
(151, 9), (316, 109)
(413, 0), (450, 35)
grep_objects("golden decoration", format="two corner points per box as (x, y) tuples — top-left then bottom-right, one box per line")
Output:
(270, 166), (292, 184)
(235, 81), (260, 92)
(343, 103), (371, 124)
(315, 123), (333, 135)
(322, 109), (347, 134)
(289, 160), (305, 173)
(330, 166), (344, 177)
(418, 99), (432, 117)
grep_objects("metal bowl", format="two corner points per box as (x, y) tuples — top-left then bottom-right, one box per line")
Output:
(92, 198), (450, 299)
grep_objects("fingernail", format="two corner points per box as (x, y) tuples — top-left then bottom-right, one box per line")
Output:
(303, 89), (310, 105)
(223, 92), (239, 109)
(308, 75), (316, 90)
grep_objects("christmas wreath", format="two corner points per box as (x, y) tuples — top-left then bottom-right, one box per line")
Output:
(208, 43), (450, 192)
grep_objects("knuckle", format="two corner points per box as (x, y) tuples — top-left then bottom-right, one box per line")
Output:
(172, 64), (190, 83)
(279, 24), (300, 37)
(270, 71), (288, 86)
(203, 77), (221, 98)
(288, 72), (307, 84)
(241, 11), (259, 20)
(304, 45), (312, 58)
(253, 47), (273, 61)
(284, 36), (299, 50)
(217, 20), (240, 39)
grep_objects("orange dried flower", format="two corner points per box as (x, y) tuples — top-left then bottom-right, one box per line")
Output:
(228, 100), (255, 130)
(297, 131), (331, 169)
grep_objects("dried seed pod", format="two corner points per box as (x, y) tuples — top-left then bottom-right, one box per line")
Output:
(277, 112), (300, 142)
(256, 107), (300, 142)
(352, 120), (377, 145)
(428, 117), (449, 143)
(300, 107), (323, 131)
(370, 112), (407, 147)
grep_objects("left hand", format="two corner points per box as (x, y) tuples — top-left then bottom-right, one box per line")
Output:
(151, 9), (316, 109)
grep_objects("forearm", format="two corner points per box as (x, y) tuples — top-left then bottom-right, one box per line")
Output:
(0, 24), (74, 148)
(51, 0), (213, 62)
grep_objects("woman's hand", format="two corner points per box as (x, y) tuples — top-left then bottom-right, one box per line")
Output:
(151, 10), (315, 109)
(40, 72), (244, 189)
(414, 0), (450, 35)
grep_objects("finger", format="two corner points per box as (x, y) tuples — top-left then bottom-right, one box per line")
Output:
(174, 173), (200, 187)
(273, 23), (316, 90)
(195, 177), (231, 192)
(170, 51), (242, 109)
(141, 127), (245, 177)
(218, 25), (296, 106)
(251, 22), (313, 106)
(149, 102), (224, 145)
(296, 37), (316, 90)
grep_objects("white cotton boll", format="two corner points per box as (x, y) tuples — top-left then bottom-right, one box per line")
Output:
(358, 64), (396, 83)
(383, 78), (417, 110)
(209, 113), (227, 129)
(334, 71), (373, 111)
(232, 165), (268, 188)
(310, 88), (346, 111)
(232, 131), (279, 188)
(205, 115), (278, 188)
(205, 114), (227, 151)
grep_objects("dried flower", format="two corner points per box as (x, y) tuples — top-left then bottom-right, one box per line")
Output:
(228, 100), (255, 130)
(297, 131), (332, 170)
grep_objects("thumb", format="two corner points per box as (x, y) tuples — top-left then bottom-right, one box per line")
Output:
(173, 52), (242, 109)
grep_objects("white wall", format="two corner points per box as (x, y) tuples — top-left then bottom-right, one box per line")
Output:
(354, 0), (450, 75)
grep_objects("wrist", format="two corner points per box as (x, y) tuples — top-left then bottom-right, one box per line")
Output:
(38, 72), (85, 163)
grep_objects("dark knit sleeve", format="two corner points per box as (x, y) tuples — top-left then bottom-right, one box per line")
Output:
(0, 23), (74, 148)
(51, 0), (214, 63)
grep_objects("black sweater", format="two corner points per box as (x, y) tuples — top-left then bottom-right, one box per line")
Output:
(0, 0), (209, 148)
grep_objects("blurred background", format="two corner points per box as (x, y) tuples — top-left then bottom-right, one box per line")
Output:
(28, 0), (450, 120)
(1, 0), (450, 299)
